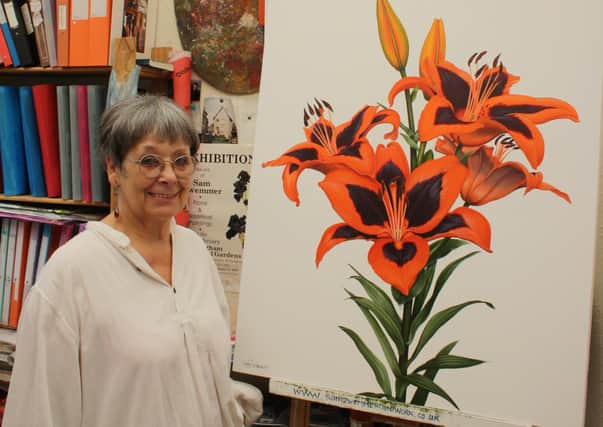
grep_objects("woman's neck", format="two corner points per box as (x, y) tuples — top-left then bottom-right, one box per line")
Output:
(103, 211), (172, 243)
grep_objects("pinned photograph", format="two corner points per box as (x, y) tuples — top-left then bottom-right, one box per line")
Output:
(200, 97), (238, 144)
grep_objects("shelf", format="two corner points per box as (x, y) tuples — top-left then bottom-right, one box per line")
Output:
(0, 195), (108, 208)
(0, 328), (16, 345)
(0, 66), (172, 86)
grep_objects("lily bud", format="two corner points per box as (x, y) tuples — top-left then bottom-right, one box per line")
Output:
(376, 0), (409, 71)
(419, 19), (446, 78)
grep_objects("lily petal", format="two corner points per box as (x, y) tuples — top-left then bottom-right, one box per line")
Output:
(375, 142), (410, 185)
(405, 155), (467, 234)
(315, 223), (374, 266)
(525, 172), (571, 203)
(388, 76), (435, 106)
(319, 169), (387, 236)
(368, 234), (429, 295)
(420, 207), (492, 252)
(487, 94), (579, 125)
(418, 96), (505, 142)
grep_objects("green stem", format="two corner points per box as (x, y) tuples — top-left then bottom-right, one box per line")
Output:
(399, 301), (413, 402)
(399, 69), (418, 169)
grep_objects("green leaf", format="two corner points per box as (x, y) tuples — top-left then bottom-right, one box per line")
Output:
(410, 262), (436, 318)
(340, 326), (392, 398)
(422, 149), (434, 162)
(346, 293), (405, 354)
(409, 252), (479, 341)
(401, 132), (419, 150)
(414, 354), (484, 372)
(429, 238), (468, 261)
(403, 374), (459, 409)
(410, 300), (494, 363)
(409, 263), (433, 298)
(349, 266), (400, 327)
(345, 290), (402, 377)
(411, 341), (458, 406)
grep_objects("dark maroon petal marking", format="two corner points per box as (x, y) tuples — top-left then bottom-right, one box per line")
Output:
(383, 241), (417, 266)
(335, 106), (370, 149)
(286, 147), (319, 162)
(490, 104), (551, 117)
(492, 116), (532, 138)
(438, 67), (470, 111)
(434, 107), (464, 125)
(420, 214), (465, 238)
(332, 225), (373, 239)
(336, 143), (362, 159)
(288, 164), (300, 173)
(377, 160), (405, 190)
(405, 173), (444, 228)
(346, 184), (387, 226)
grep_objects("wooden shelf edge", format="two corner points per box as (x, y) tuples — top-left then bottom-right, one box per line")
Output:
(0, 194), (109, 208)
(0, 65), (171, 80)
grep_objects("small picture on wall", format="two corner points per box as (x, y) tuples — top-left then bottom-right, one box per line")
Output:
(111, 0), (157, 60)
(201, 97), (238, 144)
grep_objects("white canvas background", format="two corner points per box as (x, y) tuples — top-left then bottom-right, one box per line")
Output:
(233, 1), (603, 426)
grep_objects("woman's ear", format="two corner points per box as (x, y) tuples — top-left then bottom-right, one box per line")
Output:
(106, 157), (120, 188)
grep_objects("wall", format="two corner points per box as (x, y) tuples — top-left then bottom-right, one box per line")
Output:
(155, 2), (259, 335)
(155, 2), (603, 424)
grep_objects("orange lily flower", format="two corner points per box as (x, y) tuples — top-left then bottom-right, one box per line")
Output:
(437, 136), (570, 205)
(315, 142), (491, 295)
(390, 55), (579, 168)
(262, 101), (400, 205)
(376, 0), (409, 71)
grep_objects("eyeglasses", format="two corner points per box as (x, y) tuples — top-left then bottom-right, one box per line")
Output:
(127, 154), (197, 179)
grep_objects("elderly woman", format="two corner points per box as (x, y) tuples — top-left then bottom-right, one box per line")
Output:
(3, 96), (262, 426)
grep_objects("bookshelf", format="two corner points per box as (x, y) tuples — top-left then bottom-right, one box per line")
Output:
(0, 66), (172, 334)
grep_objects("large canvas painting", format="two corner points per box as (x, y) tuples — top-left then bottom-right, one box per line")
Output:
(234, 1), (603, 426)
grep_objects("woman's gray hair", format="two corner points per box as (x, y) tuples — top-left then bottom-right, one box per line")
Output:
(99, 95), (200, 168)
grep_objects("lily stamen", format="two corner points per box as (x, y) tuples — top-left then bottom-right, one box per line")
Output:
(464, 54), (504, 122)
(381, 179), (407, 245)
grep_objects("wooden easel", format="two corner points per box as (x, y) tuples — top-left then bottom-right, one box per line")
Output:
(288, 398), (441, 427)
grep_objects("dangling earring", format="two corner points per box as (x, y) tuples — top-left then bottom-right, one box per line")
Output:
(113, 185), (120, 218)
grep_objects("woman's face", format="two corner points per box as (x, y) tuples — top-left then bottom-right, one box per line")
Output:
(108, 136), (193, 225)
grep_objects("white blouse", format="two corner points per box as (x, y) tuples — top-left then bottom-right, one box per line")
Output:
(3, 221), (262, 427)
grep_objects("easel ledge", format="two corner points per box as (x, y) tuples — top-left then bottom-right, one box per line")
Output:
(269, 379), (532, 427)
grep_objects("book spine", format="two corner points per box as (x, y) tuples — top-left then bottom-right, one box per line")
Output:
(2, 219), (17, 325)
(27, 0), (49, 66)
(77, 85), (91, 201)
(32, 84), (61, 197)
(54, 0), (67, 65)
(56, 85), (72, 199)
(22, 220), (40, 302)
(18, 86), (47, 197)
(68, 85), (82, 200)
(0, 86), (29, 196)
(0, 3), (19, 66)
(40, 0), (55, 65)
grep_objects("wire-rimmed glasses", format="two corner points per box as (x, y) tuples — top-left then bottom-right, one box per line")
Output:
(127, 154), (197, 179)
